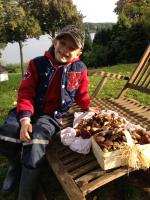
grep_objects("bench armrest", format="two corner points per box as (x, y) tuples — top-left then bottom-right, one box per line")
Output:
(88, 70), (129, 98)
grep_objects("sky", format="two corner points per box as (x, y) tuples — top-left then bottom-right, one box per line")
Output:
(72, 0), (118, 23)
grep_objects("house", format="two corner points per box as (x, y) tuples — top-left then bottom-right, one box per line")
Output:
(0, 65), (9, 82)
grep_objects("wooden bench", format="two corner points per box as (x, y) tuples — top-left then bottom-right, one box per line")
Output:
(45, 44), (150, 200)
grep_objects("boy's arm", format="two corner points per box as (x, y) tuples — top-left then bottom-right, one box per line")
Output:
(75, 69), (101, 113)
(75, 68), (90, 110)
(17, 60), (39, 121)
(17, 60), (39, 141)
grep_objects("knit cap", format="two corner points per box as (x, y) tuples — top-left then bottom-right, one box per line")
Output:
(56, 25), (85, 49)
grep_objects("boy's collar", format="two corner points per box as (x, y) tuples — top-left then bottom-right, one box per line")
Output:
(44, 46), (80, 67)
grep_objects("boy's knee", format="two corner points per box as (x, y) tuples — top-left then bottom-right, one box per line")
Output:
(0, 123), (20, 138)
(32, 117), (56, 139)
(22, 143), (47, 169)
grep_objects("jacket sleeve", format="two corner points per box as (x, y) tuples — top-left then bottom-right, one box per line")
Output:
(75, 68), (90, 110)
(17, 60), (39, 120)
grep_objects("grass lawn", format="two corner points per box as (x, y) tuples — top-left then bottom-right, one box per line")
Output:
(0, 63), (150, 199)
(88, 63), (150, 105)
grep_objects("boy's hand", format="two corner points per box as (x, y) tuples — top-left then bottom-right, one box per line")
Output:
(20, 119), (32, 142)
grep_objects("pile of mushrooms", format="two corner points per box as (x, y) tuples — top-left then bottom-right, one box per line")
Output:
(75, 113), (150, 152)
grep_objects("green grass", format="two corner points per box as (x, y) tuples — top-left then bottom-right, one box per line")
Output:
(89, 63), (136, 76)
(5, 63), (28, 73)
(89, 63), (150, 105)
(0, 73), (21, 125)
(0, 63), (149, 125)
(0, 63), (150, 200)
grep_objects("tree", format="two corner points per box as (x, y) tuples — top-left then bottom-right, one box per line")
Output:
(93, 28), (112, 47)
(115, 0), (150, 26)
(0, 2), (5, 41)
(112, 0), (150, 64)
(83, 29), (92, 52)
(20, 0), (83, 38)
(0, 43), (6, 60)
(0, 0), (41, 76)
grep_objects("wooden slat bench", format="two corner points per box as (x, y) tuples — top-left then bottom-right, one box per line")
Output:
(45, 44), (150, 200)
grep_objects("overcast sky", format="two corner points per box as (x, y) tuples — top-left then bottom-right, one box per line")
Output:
(72, 0), (118, 23)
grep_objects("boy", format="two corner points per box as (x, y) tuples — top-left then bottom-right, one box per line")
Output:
(0, 25), (90, 200)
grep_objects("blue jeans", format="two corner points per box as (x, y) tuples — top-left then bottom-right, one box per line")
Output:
(0, 108), (60, 169)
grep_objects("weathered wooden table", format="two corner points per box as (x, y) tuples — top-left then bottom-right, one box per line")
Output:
(44, 45), (150, 200)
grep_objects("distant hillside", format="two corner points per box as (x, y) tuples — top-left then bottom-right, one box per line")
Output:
(84, 22), (115, 32)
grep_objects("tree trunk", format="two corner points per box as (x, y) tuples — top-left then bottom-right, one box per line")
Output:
(18, 40), (24, 77)
(51, 29), (56, 40)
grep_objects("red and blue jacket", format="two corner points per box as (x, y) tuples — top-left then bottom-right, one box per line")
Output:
(17, 47), (90, 120)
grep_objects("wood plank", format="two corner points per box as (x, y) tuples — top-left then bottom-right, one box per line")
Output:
(58, 150), (79, 161)
(126, 83), (150, 94)
(119, 106), (150, 117)
(92, 76), (108, 97)
(114, 98), (150, 112)
(75, 169), (106, 187)
(144, 78), (150, 88)
(115, 98), (143, 106)
(62, 153), (83, 165)
(138, 69), (150, 87)
(46, 147), (86, 200)
(45, 45), (150, 200)
(92, 99), (130, 117)
(133, 62), (149, 86)
(88, 71), (129, 80)
(118, 44), (150, 98)
(64, 155), (94, 172)
(92, 98), (150, 129)
(81, 167), (133, 196)
(128, 45), (150, 84)
(110, 99), (150, 116)
(112, 99), (149, 113)
(70, 161), (99, 179)
(58, 149), (76, 160)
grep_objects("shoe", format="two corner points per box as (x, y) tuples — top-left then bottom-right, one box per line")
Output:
(1, 159), (21, 196)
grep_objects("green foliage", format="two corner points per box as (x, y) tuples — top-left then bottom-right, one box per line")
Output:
(0, 42), (6, 59)
(5, 63), (28, 73)
(0, 0), (83, 73)
(108, 22), (149, 64)
(0, 1), (41, 43)
(21, 0), (83, 38)
(82, 0), (150, 67)
(0, 2), (5, 40)
(0, 0), (41, 76)
(83, 45), (109, 67)
(115, 0), (150, 27)
(0, 42), (6, 49)
(93, 28), (112, 46)
(83, 30), (92, 52)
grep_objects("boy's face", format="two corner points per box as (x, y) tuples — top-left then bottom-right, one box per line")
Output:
(54, 35), (82, 64)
